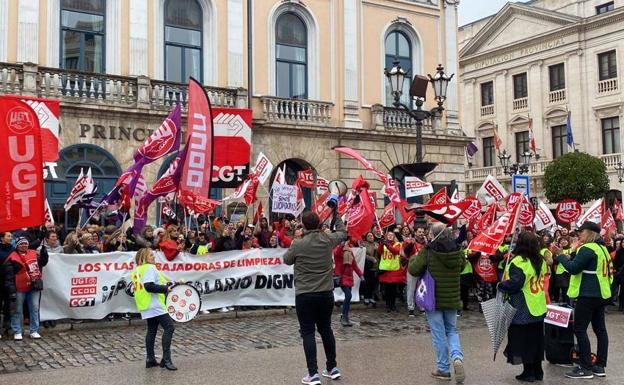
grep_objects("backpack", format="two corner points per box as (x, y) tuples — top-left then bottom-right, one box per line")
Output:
(415, 249), (436, 312)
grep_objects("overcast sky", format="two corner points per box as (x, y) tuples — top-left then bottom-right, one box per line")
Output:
(458, 0), (522, 26)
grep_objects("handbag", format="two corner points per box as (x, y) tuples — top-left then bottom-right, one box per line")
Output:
(31, 279), (44, 291)
(415, 249), (436, 312)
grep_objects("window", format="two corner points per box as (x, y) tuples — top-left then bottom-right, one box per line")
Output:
(60, 0), (105, 72)
(481, 81), (494, 106)
(515, 131), (530, 162)
(549, 63), (565, 91)
(385, 30), (412, 107)
(483, 136), (495, 167)
(602, 117), (621, 154)
(552, 125), (569, 159)
(276, 13), (308, 99)
(596, 2), (614, 14)
(598, 51), (617, 81)
(165, 0), (203, 83)
(513, 73), (528, 99)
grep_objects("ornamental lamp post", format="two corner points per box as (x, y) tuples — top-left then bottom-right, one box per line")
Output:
(615, 161), (624, 183)
(498, 149), (512, 175)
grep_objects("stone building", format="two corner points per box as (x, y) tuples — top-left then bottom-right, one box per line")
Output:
(0, 0), (468, 228)
(459, 0), (624, 201)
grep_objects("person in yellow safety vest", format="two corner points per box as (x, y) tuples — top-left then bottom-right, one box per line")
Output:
(498, 232), (547, 383)
(459, 249), (474, 312)
(495, 235), (512, 281)
(552, 221), (612, 379)
(131, 248), (177, 371)
(552, 237), (572, 304)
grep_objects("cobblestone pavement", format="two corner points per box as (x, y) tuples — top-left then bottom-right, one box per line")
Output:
(0, 304), (488, 375)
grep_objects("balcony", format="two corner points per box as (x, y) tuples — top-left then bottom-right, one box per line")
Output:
(259, 96), (333, 127)
(598, 78), (618, 94)
(548, 89), (566, 104)
(0, 62), (246, 110)
(512, 97), (528, 111)
(380, 106), (433, 131)
(480, 104), (494, 117)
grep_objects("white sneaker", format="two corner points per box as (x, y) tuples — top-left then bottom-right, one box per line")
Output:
(227, 307), (235, 311)
(30, 332), (41, 339)
(201, 309), (210, 314)
(14, 333), (23, 341)
(218, 307), (229, 313)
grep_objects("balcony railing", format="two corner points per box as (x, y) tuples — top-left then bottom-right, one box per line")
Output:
(480, 104), (494, 116)
(548, 89), (566, 103)
(382, 107), (432, 131)
(0, 62), (246, 110)
(260, 96), (333, 126)
(512, 97), (528, 111)
(598, 78), (618, 94)
(465, 153), (624, 181)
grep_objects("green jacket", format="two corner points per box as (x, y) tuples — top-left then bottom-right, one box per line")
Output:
(408, 238), (464, 310)
(284, 216), (347, 295)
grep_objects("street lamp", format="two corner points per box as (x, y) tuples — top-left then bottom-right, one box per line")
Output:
(499, 149), (533, 175)
(615, 162), (624, 183)
(498, 149), (512, 174)
(384, 60), (454, 163)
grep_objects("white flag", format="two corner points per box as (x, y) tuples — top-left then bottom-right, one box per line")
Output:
(450, 188), (460, 203)
(576, 199), (602, 228)
(64, 169), (88, 210)
(222, 179), (251, 201)
(253, 152), (274, 185)
(44, 199), (55, 226)
(476, 175), (508, 206)
(273, 164), (286, 185)
(404, 176), (433, 198)
(534, 200), (556, 231)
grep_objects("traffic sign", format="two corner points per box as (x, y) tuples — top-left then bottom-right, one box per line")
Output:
(512, 174), (530, 197)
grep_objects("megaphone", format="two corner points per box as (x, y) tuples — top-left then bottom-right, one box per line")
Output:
(327, 180), (348, 209)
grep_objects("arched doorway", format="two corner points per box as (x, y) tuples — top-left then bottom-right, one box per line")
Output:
(268, 158), (315, 219)
(154, 152), (223, 226)
(46, 144), (122, 229)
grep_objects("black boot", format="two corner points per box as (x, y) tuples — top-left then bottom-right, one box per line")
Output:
(515, 364), (535, 382)
(160, 359), (178, 371)
(146, 357), (159, 368)
(534, 362), (543, 381)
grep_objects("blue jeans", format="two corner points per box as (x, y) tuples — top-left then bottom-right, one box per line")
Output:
(11, 291), (41, 335)
(340, 286), (352, 318)
(425, 310), (464, 373)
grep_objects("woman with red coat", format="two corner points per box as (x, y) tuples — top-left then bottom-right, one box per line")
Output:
(334, 241), (363, 327)
(377, 231), (403, 312)
(158, 226), (183, 261)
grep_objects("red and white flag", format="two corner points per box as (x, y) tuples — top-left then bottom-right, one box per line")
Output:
(295, 184), (306, 216)
(528, 118), (537, 153)
(273, 164), (286, 185)
(404, 176), (433, 198)
(601, 200), (617, 236)
(476, 175), (508, 205)
(505, 193), (535, 226)
(417, 200), (471, 225)
(312, 191), (333, 222)
(493, 125), (503, 152)
(252, 152), (273, 185)
(450, 188), (460, 203)
(379, 203), (396, 229)
(316, 176), (329, 195)
(534, 200), (556, 231)
(469, 202), (521, 255)
(347, 188), (375, 240)
(44, 199), (54, 226)
(556, 199), (582, 224)
(253, 202), (264, 225)
(296, 169), (315, 188)
(427, 187), (449, 206)
(461, 196), (482, 220)
(576, 199), (602, 227)
(64, 168), (89, 210)
(614, 199), (624, 221)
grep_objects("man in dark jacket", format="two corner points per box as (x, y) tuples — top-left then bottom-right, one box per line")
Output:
(409, 223), (465, 384)
(552, 221), (611, 379)
(0, 231), (14, 337)
(284, 211), (347, 385)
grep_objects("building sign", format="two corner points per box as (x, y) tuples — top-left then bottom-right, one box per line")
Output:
(473, 38), (566, 70)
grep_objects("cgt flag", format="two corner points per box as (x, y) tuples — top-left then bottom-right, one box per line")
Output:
(180, 78), (214, 209)
(0, 98), (45, 231)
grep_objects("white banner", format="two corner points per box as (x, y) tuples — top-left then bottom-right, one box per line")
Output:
(40, 248), (364, 321)
(253, 152), (273, 185)
(404, 176), (433, 198)
(544, 304), (573, 328)
(272, 183), (298, 215)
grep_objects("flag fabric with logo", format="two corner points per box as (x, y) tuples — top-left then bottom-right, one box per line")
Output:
(427, 187), (449, 206)
(469, 202), (521, 255)
(534, 200), (557, 231)
(77, 168), (98, 208)
(615, 199), (624, 221)
(555, 199), (582, 224)
(576, 199), (602, 227)
(477, 175), (508, 205)
(316, 177), (329, 195)
(416, 200), (471, 225)
(461, 196), (482, 220)
(273, 164), (286, 185)
(347, 189), (375, 240)
(404, 176), (433, 198)
(253, 202), (264, 225)
(44, 199), (54, 226)
(64, 169), (88, 210)
(252, 152), (273, 185)
(311, 191), (333, 222)
(296, 169), (315, 188)
(601, 200), (616, 236)
(379, 203), (396, 229)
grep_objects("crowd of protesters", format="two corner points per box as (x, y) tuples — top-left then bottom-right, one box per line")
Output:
(1, 212), (624, 382)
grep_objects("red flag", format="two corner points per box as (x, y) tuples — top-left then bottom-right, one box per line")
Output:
(312, 191), (333, 222)
(427, 187), (449, 205)
(0, 98), (45, 231)
(179, 193), (220, 215)
(468, 212), (482, 233)
(44, 199), (54, 226)
(253, 202), (264, 225)
(556, 199), (582, 224)
(180, 78), (214, 209)
(333, 146), (387, 182)
(505, 193), (535, 226)
(347, 189), (375, 240)
(469, 202), (521, 255)
(461, 196), (482, 220)
(417, 200), (471, 225)
(243, 176), (260, 205)
(615, 199), (624, 221)
(379, 203), (395, 229)
(601, 200), (616, 236)
(476, 204), (497, 232)
(528, 118), (537, 153)
(384, 178), (402, 204)
(493, 125), (503, 152)
(296, 169), (315, 188)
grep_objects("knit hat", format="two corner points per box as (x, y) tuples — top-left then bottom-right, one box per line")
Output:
(15, 237), (29, 246)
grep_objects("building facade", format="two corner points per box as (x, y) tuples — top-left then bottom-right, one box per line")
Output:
(459, 0), (624, 201)
(0, 0), (467, 227)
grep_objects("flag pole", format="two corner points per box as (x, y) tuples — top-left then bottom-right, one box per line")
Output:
(78, 201), (106, 231)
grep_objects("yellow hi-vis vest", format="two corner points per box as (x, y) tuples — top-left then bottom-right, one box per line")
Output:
(461, 250), (473, 275)
(497, 244), (510, 270)
(568, 243), (612, 300)
(132, 264), (167, 312)
(378, 242), (401, 271)
(555, 248), (571, 275)
(504, 255), (547, 317)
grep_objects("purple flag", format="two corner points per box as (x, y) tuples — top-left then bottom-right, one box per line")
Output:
(133, 146), (188, 233)
(101, 103), (182, 210)
(466, 142), (478, 157)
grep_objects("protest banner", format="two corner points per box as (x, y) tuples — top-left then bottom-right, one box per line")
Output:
(272, 183), (299, 215)
(404, 176), (433, 198)
(40, 249), (364, 320)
